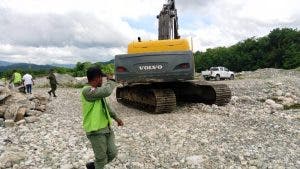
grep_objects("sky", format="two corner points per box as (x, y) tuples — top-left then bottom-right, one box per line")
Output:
(0, 0), (299, 65)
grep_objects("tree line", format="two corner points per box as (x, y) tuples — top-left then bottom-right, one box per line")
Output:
(0, 62), (114, 80)
(194, 28), (300, 72)
(72, 62), (114, 77)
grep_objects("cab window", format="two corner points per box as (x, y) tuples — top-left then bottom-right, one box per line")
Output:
(210, 67), (219, 71)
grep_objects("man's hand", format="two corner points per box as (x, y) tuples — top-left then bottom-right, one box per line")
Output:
(107, 74), (115, 81)
(103, 75), (115, 82)
(115, 118), (124, 126)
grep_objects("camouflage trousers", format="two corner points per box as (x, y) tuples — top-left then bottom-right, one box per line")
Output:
(49, 84), (57, 96)
(86, 130), (117, 169)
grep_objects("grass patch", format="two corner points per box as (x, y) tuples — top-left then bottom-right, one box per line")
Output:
(284, 103), (300, 110)
(235, 77), (245, 80)
(234, 74), (244, 79)
(294, 67), (300, 71)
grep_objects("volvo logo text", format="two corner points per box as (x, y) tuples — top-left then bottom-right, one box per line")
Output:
(139, 65), (163, 70)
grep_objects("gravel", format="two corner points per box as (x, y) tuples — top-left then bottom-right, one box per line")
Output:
(0, 68), (299, 169)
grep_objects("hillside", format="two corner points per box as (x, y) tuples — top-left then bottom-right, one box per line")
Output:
(0, 63), (55, 72)
(0, 60), (113, 78)
(0, 61), (13, 67)
(0, 60), (113, 72)
(0, 62), (77, 71)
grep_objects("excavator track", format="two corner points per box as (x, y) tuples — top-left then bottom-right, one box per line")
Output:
(173, 81), (231, 106)
(116, 81), (231, 113)
(116, 85), (176, 113)
(212, 84), (232, 106)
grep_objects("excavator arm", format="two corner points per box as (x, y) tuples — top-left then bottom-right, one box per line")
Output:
(157, 0), (180, 40)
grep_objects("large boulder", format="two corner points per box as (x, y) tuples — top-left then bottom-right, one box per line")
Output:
(265, 99), (284, 111)
(15, 107), (27, 122)
(31, 99), (40, 108)
(25, 116), (39, 123)
(4, 119), (15, 127)
(25, 100), (36, 110)
(0, 86), (48, 127)
(5, 92), (27, 105)
(0, 118), (4, 127)
(35, 105), (46, 112)
(4, 103), (22, 120)
(16, 119), (26, 126)
(25, 110), (42, 117)
(32, 94), (48, 105)
(282, 97), (295, 107)
(0, 86), (11, 103)
(0, 149), (26, 168)
(0, 105), (8, 118)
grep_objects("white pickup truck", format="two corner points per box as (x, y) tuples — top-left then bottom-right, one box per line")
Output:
(201, 67), (234, 81)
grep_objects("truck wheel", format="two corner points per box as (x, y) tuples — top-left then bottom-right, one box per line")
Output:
(204, 76), (210, 81)
(215, 74), (220, 81)
(230, 74), (234, 80)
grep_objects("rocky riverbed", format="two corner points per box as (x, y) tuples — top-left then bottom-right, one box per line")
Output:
(0, 68), (299, 169)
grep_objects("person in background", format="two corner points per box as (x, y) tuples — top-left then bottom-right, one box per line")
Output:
(81, 67), (124, 169)
(0, 77), (7, 86)
(22, 73), (34, 94)
(47, 69), (58, 97)
(9, 70), (22, 89)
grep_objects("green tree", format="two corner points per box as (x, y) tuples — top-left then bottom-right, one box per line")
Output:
(194, 28), (300, 72)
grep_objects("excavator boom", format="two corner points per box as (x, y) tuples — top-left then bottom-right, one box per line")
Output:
(157, 0), (180, 40)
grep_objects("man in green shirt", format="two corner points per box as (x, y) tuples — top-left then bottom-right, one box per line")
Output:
(47, 69), (58, 97)
(0, 77), (7, 85)
(9, 70), (22, 89)
(81, 67), (124, 169)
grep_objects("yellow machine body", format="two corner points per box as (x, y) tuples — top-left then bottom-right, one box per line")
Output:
(128, 39), (190, 54)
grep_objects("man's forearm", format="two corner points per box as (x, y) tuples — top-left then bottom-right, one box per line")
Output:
(107, 103), (118, 120)
(83, 80), (117, 101)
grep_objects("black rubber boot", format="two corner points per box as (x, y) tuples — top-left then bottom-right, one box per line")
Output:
(86, 162), (95, 169)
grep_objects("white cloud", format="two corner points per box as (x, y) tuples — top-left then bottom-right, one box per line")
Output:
(0, 0), (162, 19)
(179, 0), (300, 51)
(0, 44), (127, 65)
(0, 8), (136, 47)
(0, 0), (299, 64)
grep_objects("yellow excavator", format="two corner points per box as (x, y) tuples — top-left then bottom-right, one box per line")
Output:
(114, 0), (231, 113)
